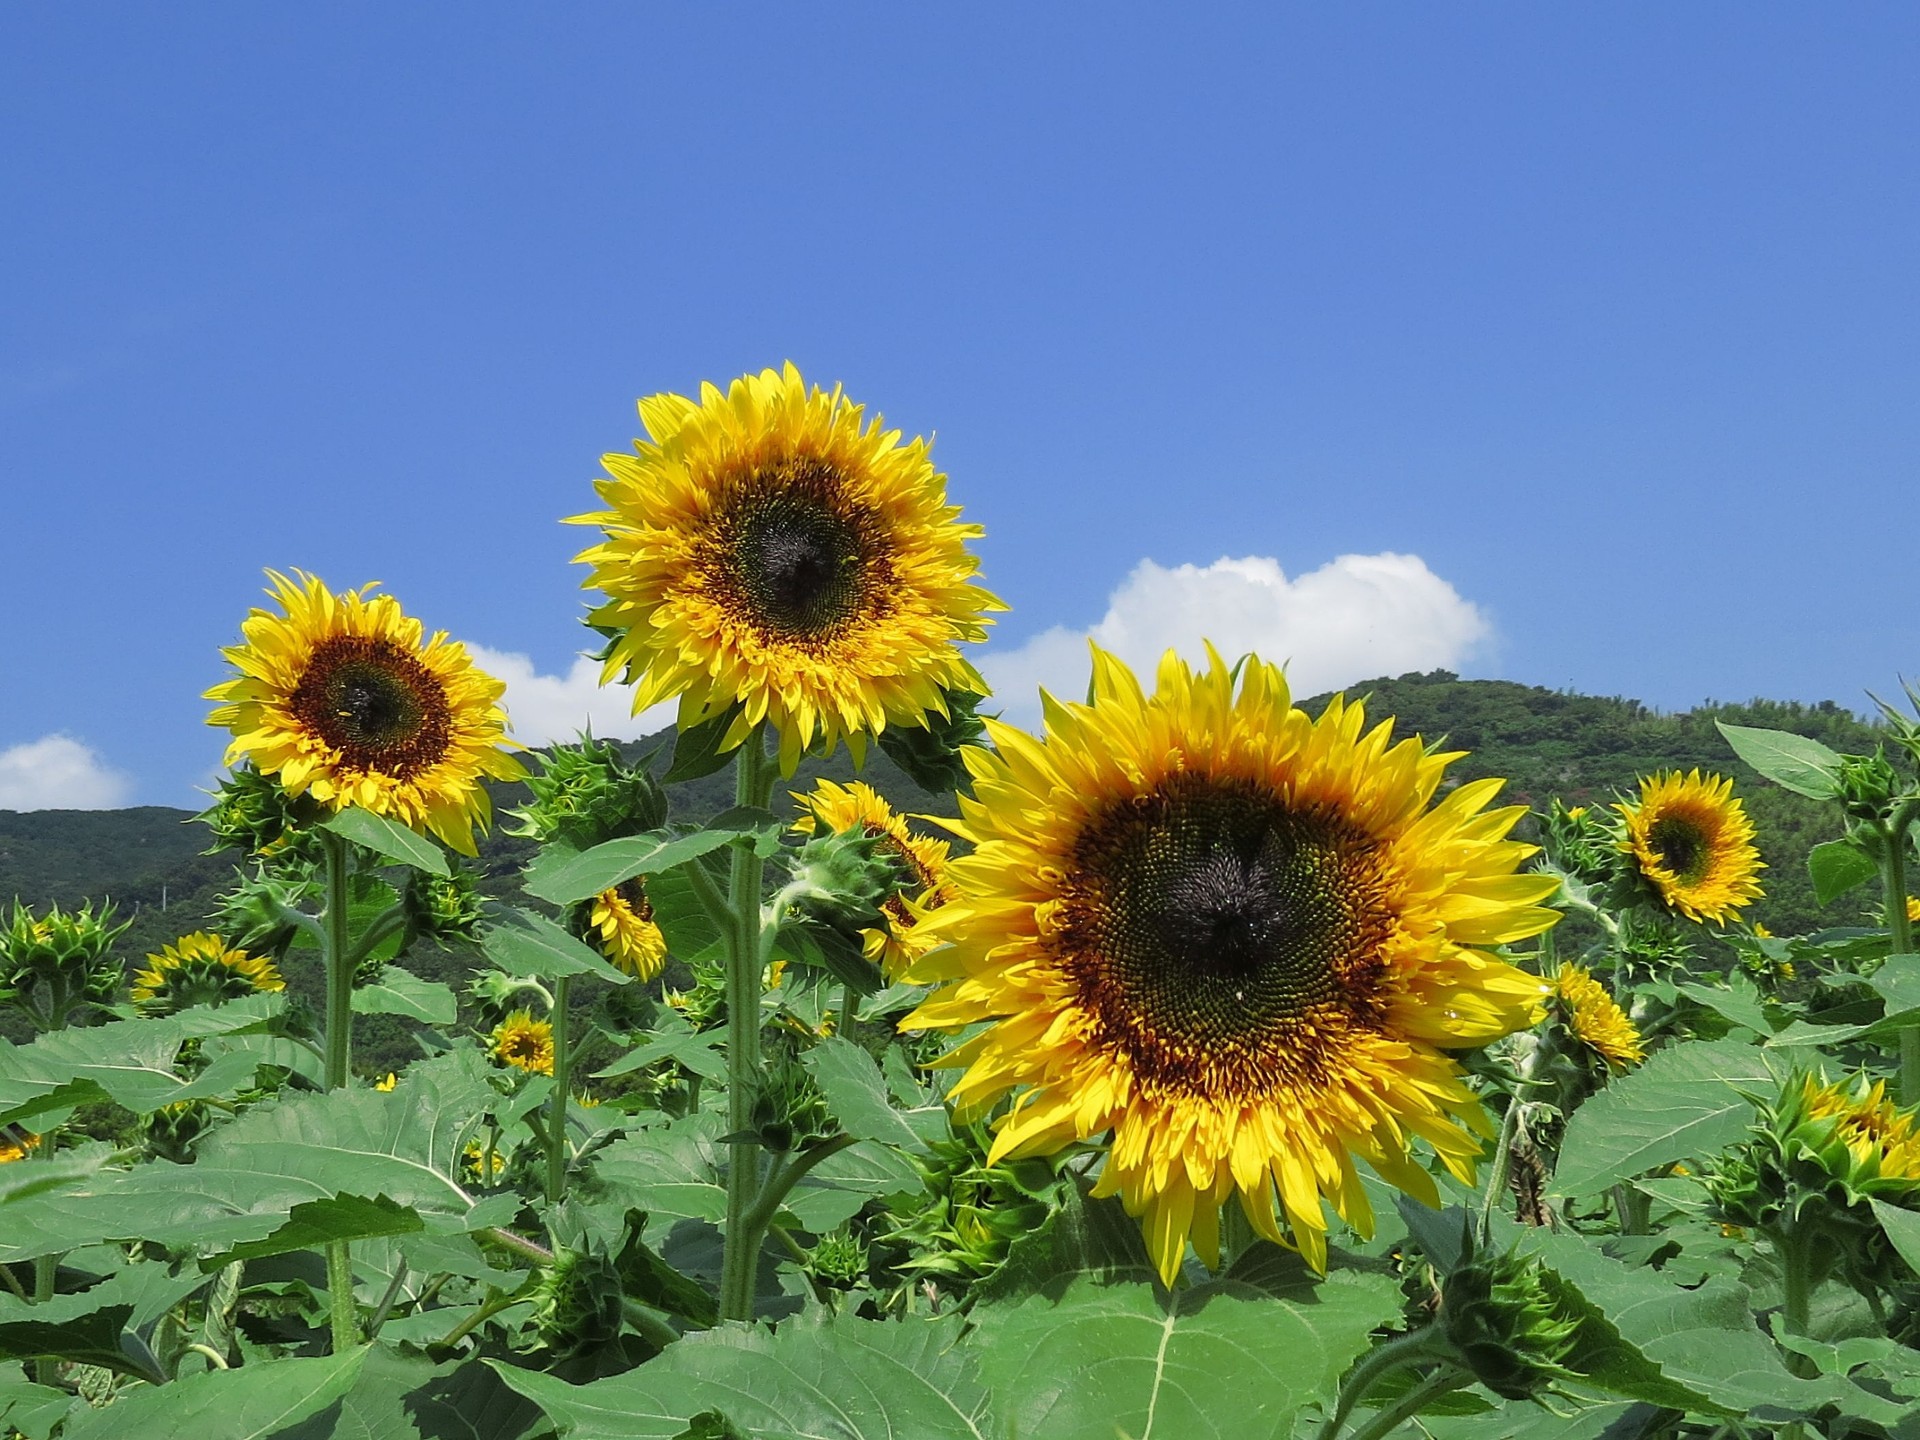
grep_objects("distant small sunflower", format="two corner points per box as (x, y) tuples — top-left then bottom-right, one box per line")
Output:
(0, 1130), (39, 1165)
(206, 570), (525, 856)
(1907, 896), (1920, 926)
(571, 364), (1003, 771)
(1552, 965), (1644, 1071)
(588, 879), (668, 982)
(1617, 771), (1763, 924)
(490, 1009), (555, 1076)
(905, 646), (1558, 1281)
(791, 778), (955, 978)
(130, 932), (284, 1015)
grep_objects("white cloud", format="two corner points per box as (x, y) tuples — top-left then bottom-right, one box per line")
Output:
(0, 735), (133, 811)
(467, 645), (673, 747)
(978, 553), (1491, 724)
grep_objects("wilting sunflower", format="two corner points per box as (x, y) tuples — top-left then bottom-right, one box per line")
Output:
(571, 364), (1003, 771)
(904, 646), (1559, 1281)
(588, 879), (668, 981)
(1552, 965), (1644, 1071)
(206, 570), (525, 856)
(130, 932), (284, 1015)
(1615, 771), (1763, 925)
(791, 778), (955, 977)
(491, 1009), (555, 1075)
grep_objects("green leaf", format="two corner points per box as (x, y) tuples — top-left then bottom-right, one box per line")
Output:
(782, 1142), (922, 1234)
(61, 1345), (369, 1440)
(480, 906), (631, 986)
(210, 1193), (426, 1266)
(800, 1037), (945, 1155)
(590, 1119), (727, 1231)
(972, 1270), (1399, 1440)
(322, 807), (451, 876)
(268, 1344), (547, 1440)
(0, 1262), (206, 1379)
(1674, 973), (1774, 1035)
(0, 1052), (504, 1266)
(1554, 1039), (1775, 1198)
(492, 1310), (995, 1440)
(0, 1004), (278, 1126)
(522, 817), (780, 907)
(1809, 839), (1880, 907)
(1768, 954), (1920, 1048)
(356, 965), (459, 1025)
(0, 1377), (75, 1440)
(663, 707), (746, 784)
(644, 862), (726, 963)
(1870, 1199), (1920, 1275)
(1715, 722), (1844, 800)
(593, 1020), (727, 1084)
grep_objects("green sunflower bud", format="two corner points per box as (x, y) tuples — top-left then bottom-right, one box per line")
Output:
(143, 1099), (213, 1163)
(509, 735), (666, 850)
(527, 1247), (624, 1358)
(1540, 800), (1621, 891)
(1442, 1249), (1581, 1401)
(195, 764), (322, 859)
(406, 864), (484, 943)
(0, 900), (128, 1023)
(210, 865), (318, 960)
(780, 827), (906, 943)
(1836, 750), (1903, 830)
(808, 1228), (868, 1287)
(1776, 1071), (1920, 1208)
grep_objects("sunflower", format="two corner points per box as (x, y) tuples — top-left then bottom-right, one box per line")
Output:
(0, 1130), (39, 1165)
(1552, 965), (1644, 1071)
(1615, 771), (1763, 925)
(903, 646), (1559, 1281)
(491, 1009), (555, 1075)
(571, 364), (1003, 772)
(1907, 896), (1920, 926)
(791, 778), (955, 978)
(130, 932), (284, 1015)
(206, 570), (525, 856)
(588, 879), (669, 981)
(1786, 1073), (1920, 1201)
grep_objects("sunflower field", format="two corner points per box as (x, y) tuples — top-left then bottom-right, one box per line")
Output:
(4, 365), (1920, 1440)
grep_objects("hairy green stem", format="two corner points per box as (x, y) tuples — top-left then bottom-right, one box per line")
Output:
(366, 1257), (410, 1339)
(545, 974), (573, 1204)
(836, 982), (856, 1040)
(1888, 819), (1919, 1105)
(482, 1227), (555, 1267)
(1340, 1367), (1472, 1440)
(319, 829), (359, 1355)
(32, 1253), (56, 1387)
(1480, 1097), (1522, 1237)
(719, 728), (775, 1322)
(620, 1297), (682, 1352)
(432, 1288), (526, 1352)
(743, 1134), (860, 1237)
(1313, 1327), (1452, 1440)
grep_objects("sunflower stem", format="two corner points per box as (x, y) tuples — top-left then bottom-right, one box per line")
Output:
(1774, 1223), (1819, 1380)
(545, 974), (573, 1204)
(1337, 1366), (1472, 1440)
(1313, 1327), (1453, 1440)
(1479, 1096), (1522, 1238)
(318, 828), (360, 1354)
(719, 727), (776, 1323)
(1886, 818), (1920, 1104)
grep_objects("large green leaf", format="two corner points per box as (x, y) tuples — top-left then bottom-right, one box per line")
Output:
(270, 1345), (546, 1440)
(801, 1037), (946, 1155)
(357, 966), (459, 1025)
(1767, 954), (1920, 1048)
(521, 812), (781, 907)
(972, 1270), (1400, 1440)
(0, 1003), (278, 1126)
(1715, 722), (1845, 800)
(61, 1345), (369, 1440)
(481, 907), (632, 986)
(590, 1118), (727, 1231)
(0, 1052), (506, 1265)
(1518, 1227), (1843, 1420)
(0, 1262), (204, 1379)
(0, 1376), (73, 1440)
(492, 1310), (995, 1440)
(1553, 1039), (1774, 1198)
(593, 1013), (726, 1083)
(322, 807), (452, 875)
(1809, 838), (1880, 907)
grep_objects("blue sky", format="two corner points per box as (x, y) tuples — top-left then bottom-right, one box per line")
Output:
(4, 6), (1918, 808)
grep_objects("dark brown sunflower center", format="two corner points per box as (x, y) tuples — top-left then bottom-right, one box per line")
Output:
(1647, 815), (1709, 883)
(288, 636), (452, 779)
(706, 458), (894, 646)
(614, 876), (654, 924)
(1056, 775), (1394, 1100)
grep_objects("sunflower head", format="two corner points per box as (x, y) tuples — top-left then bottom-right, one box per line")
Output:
(1552, 965), (1645, 1072)
(509, 734), (666, 850)
(490, 1009), (555, 1076)
(587, 878), (669, 982)
(0, 1130), (40, 1165)
(571, 364), (1004, 772)
(1781, 1072), (1920, 1206)
(1615, 771), (1764, 925)
(206, 570), (526, 856)
(904, 645), (1559, 1281)
(196, 763), (321, 860)
(130, 932), (285, 1016)
(791, 778), (955, 979)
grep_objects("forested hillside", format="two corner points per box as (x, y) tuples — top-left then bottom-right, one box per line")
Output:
(0, 672), (1899, 1068)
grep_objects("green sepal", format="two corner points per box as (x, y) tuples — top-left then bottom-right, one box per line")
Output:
(876, 688), (990, 795)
